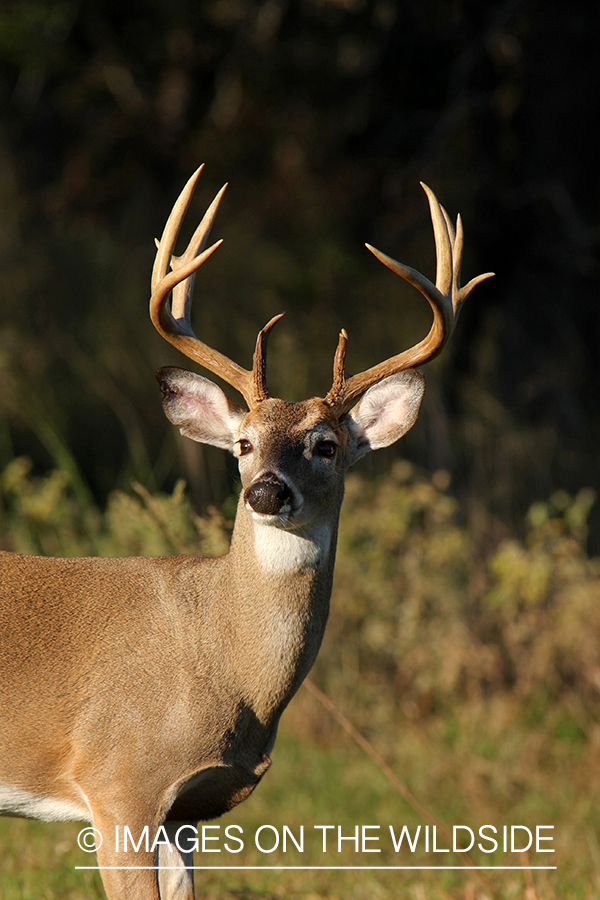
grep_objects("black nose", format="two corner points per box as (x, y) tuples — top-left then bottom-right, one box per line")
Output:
(244, 473), (293, 515)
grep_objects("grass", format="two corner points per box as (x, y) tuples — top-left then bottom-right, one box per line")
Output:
(0, 717), (594, 898)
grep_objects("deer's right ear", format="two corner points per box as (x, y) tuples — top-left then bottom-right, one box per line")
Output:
(156, 367), (246, 451)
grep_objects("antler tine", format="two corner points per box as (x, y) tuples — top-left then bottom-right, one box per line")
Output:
(330, 328), (349, 398)
(426, 183), (454, 299)
(169, 182), (229, 323)
(150, 168), (278, 408)
(324, 183), (494, 414)
(151, 166), (204, 295)
(252, 313), (286, 403)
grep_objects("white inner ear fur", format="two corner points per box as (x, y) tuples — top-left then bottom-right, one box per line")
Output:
(348, 370), (425, 461)
(161, 371), (245, 451)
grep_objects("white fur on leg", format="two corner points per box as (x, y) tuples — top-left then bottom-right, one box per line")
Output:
(158, 821), (196, 900)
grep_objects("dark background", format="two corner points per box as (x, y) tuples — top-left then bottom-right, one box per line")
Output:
(0, 0), (598, 548)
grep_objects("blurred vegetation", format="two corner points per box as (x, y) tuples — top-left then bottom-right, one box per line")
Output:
(0, 0), (598, 546)
(0, 455), (231, 557)
(1, 461), (599, 896)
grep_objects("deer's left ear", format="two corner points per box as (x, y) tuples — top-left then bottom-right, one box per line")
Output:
(346, 370), (425, 463)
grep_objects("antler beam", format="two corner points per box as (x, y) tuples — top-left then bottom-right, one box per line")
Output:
(324, 183), (494, 414)
(149, 166), (282, 409)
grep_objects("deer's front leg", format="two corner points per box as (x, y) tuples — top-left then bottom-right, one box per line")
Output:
(157, 821), (196, 900)
(92, 811), (161, 900)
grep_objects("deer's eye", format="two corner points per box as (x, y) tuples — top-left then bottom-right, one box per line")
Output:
(316, 440), (337, 459)
(238, 439), (253, 456)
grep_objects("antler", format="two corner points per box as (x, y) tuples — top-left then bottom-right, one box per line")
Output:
(150, 166), (283, 409)
(324, 183), (494, 414)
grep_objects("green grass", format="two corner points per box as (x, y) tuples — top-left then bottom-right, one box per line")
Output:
(1, 714), (597, 899)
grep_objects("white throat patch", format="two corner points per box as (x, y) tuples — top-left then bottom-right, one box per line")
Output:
(252, 520), (332, 575)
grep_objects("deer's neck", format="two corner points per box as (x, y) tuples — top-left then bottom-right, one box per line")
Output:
(247, 515), (333, 575)
(228, 490), (339, 582)
(221, 492), (341, 720)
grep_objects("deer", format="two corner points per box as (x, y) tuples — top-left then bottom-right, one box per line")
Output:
(0, 166), (492, 900)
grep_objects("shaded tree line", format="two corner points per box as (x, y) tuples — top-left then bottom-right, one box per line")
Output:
(0, 0), (598, 548)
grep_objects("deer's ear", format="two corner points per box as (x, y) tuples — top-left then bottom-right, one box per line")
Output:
(156, 367), (246, 451)
(346, 370), (425, 463)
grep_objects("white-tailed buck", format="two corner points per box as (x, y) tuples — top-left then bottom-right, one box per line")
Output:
(0, 167), (492, 899)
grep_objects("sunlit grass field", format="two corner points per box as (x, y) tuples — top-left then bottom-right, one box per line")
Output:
(0, 717), (596, 899)
(1, 460), (599, 898)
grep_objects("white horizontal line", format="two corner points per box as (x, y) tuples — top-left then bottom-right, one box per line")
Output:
(76, 865), (558, 871)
